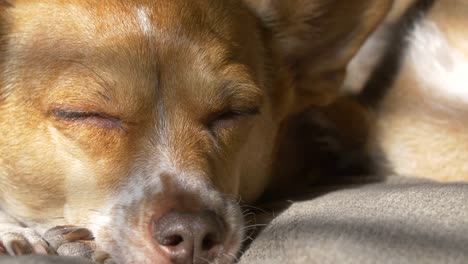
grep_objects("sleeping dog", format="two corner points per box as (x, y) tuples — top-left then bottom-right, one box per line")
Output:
(0, 0), (390, 263)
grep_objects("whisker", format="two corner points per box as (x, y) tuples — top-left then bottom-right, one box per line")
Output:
(239, 205), (268, 214)
(243, 219), (254, 226)
(196, 256), (212, 264)
(242, 209), (251, 215)
(242, 223), (268, 230)
(224, 252), (240, 262)
(241, 235), (255, 243)
(242, 212), (256, 219)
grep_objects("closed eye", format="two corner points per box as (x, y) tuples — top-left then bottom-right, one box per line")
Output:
(215, 108), (260, 121)
(53, 109), (123, 130)
(206, 107), (260, 131)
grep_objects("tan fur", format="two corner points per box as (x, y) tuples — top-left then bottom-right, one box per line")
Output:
(368, 0), (468, 182)
(0, 0), (391, 262)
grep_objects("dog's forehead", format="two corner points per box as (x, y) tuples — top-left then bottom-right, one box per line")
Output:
(9, 0), (260, 80)
(12, 0), (245, 42)
(7, 0), (263, 100)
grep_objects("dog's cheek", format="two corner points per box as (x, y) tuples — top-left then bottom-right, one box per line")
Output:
(53, 123), (133, 166)
(53, 124), (140, 196)
(214, 120), (255, 154)
(205, 119), (258, 195)
(237, 109), (279, 203)
(0, 118), (67, 219)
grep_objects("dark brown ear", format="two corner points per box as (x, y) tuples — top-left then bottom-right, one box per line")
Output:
(244, 0), (393, 111)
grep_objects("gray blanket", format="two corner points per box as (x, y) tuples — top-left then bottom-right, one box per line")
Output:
(240, 176), (468, 264)
(2, 176), (468, 264)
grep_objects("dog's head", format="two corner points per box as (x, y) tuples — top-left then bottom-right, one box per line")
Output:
(0, 0), (390, 263)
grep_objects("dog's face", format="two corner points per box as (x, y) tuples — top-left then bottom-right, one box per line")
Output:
(0, 0), (390, 263)
(1, 0), (277, 261)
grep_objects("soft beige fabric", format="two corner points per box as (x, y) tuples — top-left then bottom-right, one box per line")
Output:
(239, 176), (468, 264)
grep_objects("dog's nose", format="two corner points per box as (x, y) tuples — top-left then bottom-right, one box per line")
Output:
(153, 210), (226, 264)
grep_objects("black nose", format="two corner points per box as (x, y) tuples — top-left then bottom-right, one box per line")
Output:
(153, 210), (226, 264)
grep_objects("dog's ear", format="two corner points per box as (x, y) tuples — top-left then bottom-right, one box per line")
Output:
(245, 0), (392, 111)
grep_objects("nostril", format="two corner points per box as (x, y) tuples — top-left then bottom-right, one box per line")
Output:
(161, 235), (184, 247)
(201, 233), (219, 251)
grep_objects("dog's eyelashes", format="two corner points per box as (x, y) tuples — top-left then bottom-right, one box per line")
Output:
(216, 108), (259, 121)
(53, 109), (123, 130)
(54, 110), (96, 120)
(206, 107), (260, 131)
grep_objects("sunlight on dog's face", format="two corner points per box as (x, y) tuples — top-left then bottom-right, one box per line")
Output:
(0, 0), (282, 262)
(0, 0), (392, 262)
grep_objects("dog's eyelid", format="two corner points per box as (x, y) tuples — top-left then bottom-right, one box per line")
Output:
(53, 109), (95, 120)
(52, 109), (123, 128)
(230, 106), (261, 116)
(205, 105), (260, 131)
(53, 109), (113, 120)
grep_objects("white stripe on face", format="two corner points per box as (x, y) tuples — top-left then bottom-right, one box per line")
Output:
(135, 7), (153, 37)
